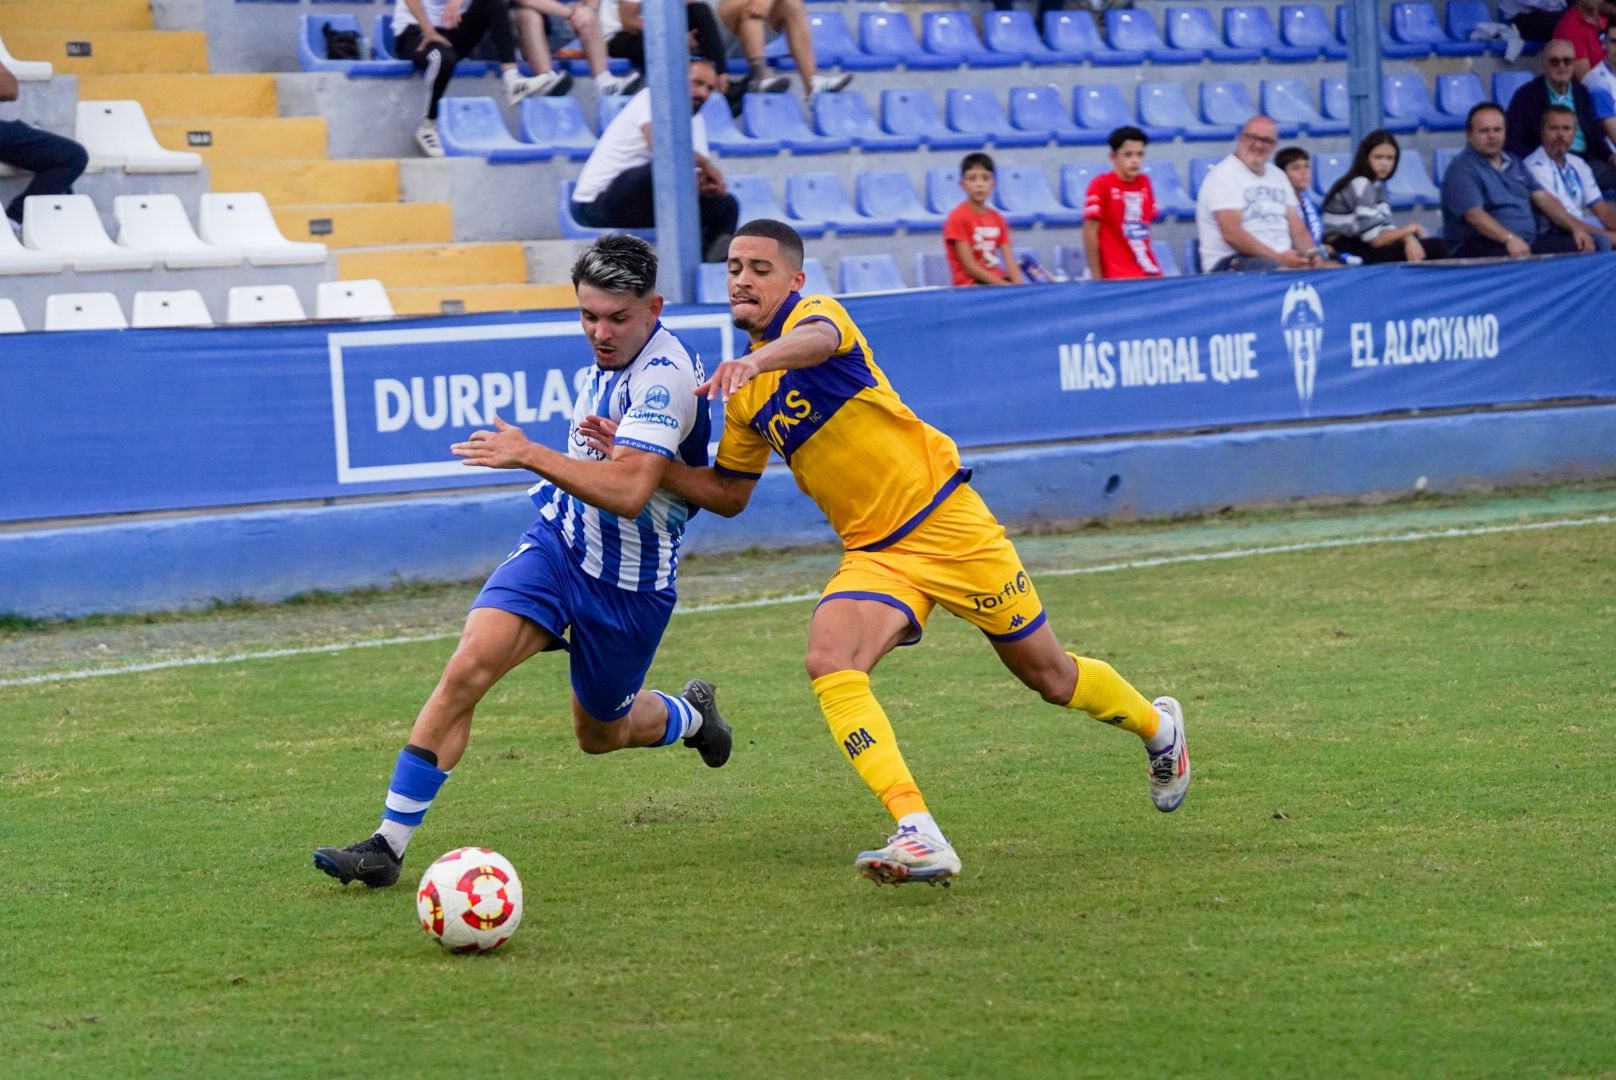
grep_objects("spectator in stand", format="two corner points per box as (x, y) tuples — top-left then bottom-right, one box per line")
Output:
(511, 0), (644, 99)
(943, 151), (1025, 286)
(1442, 101), (1596, 257)
(597, 0), (757, 113)
(1505, 38), (1616, 193)
(716, 0), (852, 102)
(395, 0), (557, 157)
(1525, 104), (1616, 247)
(570, 56), (739, 261)
(1321, 129), (1448, 263)
(0, 58), (89, 234)
(1551, 0), (1606, 78)
(1082, 126), (1162, 279)
(1500, 0), (1568, 42)
(1275, 145), (1335, 260)
(1578, 31), (1616, 149)
(1195, 116), (1324, 271)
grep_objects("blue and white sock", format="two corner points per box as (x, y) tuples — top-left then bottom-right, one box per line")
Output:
(375, 744), (449, 858)
(649, 691), (701, 747)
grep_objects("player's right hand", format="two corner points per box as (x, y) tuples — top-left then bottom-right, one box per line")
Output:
(695, 357), (760, 401)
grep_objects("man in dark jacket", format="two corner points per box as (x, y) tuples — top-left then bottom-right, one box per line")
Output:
(1505, 38), (1616, 194)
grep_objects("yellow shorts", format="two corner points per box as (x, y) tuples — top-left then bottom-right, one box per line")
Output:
(820, 484), (1046, 645)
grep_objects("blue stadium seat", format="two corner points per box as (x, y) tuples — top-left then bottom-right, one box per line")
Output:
(1185, 237), (1201, 272)
(882, 89), (986, 150)
(773, 10), (893, 71)
(1310, 151), (1349, 198)
(551, 38), (631, 78)
(1320, 78), (1378, 130)
(839, 253), (907, 293)
(984, 11), (1079, 65)
(1224, 6), (1318, 62)
(1142, 161), (1195, 220)
(1432, 146), (1461, 184)
(1202, 81), (1297, 137)
(1390, 2), (1485, 56)
(597, 93), (631, 133)
(743, 94), (853, 153)
(813, 90), (921, 151)
(517, 97), (595, 160)
(440, 97), (553, 162)
(922, 11), (1023, 67)
(1045, 11), (1144, 65)
(1493, 70), (1534, 109)
(1050, 242), (1085, 280)
(1057, 162), (1110, 209)
(925, 167), (963, 214)
(1106, 8), (1205, 62)
(1187, 155), (1222, 198)
(994, 165), (1083, 226)
(697, 262), (729, 304)
(1279, 5), (1345, 59)
(1435, 72), (1485, 125)
(947, 88), (1049, 148)
(1152, 239), (1182, 276)
(1446, 0), (1513, 56)
(786, 172), (896, 235)
(298, 14), (413, 75)
(1009, 85), (1105, 146)
(1384, 73), (1458, 131)
(859, 12), (959, 69)
(699, 94), (782, 156)
(374, 12), (493, 74)
(913, 251), (950, 287)
(1387, 147), (1441, 207)
(855, 170), (946, 231)
(1165, 6), (1261, 63)
(802, 257), (835, 296)
(1262, 78), (1348, 136)
(1337, 4), (1428, 58)
(1139, 83), (1235, 141)
(727, 174), (828, 238)
(557, 180), (655, 240)
(1074, 83), (1177, 142)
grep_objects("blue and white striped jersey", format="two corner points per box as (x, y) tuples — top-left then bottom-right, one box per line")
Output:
(528, 322), (710, 592)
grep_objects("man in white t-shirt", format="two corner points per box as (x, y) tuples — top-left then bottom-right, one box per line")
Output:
(570, 56), (739, 260)
(1525, 104), (1616, 246)
(1195, 115), (1324, 272)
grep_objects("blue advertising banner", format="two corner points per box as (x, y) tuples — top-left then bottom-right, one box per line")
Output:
(2, 256), (1613, 524)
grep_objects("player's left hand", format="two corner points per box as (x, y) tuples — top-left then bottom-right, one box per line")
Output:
(578, 413), (618, 455)
(695, 357), (760, 401)
(452, 415), (532, 469)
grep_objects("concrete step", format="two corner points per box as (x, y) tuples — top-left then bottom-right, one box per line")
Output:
(3, 29), (209, 74)
(337, 242), (531, 288)
(388, 283), (577, 317)
(212, 159), (400, 205)
(150, 116), (328, 162)
(77, 73), (278, 119)
(0, 0), (153, 31)
(272, 202), (454, 249)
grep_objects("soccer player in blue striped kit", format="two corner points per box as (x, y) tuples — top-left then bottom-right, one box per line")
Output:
(313, 234), (731, 888)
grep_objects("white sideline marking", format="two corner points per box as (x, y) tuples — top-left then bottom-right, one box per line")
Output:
(2, 514), (1610, 689)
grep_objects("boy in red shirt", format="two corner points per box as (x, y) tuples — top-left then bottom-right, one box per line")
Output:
(943, 151), (1025, 286)
(1083, 126), (1163, 280)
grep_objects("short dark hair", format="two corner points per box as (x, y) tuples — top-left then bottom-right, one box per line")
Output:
(733, 218), (804, 269)
(1542, 103), (1578, 127)
(1274, 146), (1310, 170)
(1467, 101), (1504, 131)
(571, 233), (657, 297)
(1108, 125), (1148, 151)
(959, 151), (996, 175)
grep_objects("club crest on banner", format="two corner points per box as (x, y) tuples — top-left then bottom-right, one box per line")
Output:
(1281, 283), (1324, 411)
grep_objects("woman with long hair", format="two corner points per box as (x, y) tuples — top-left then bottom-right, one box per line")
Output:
(1321, 129), (1447, 262)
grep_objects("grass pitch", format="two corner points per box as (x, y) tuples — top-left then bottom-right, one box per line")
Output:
(3, 489), (1614, 1078)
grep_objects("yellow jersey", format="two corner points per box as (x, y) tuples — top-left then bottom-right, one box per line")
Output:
(715, 292), (968, 551)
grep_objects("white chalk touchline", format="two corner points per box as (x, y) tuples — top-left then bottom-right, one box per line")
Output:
(2, 513), (1610, 689)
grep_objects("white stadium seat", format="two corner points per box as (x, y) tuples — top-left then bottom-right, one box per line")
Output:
(75, 100), (203, 174)
(198, 193), (328, 267)
(226, 284), (308, 325)
(132, 289), (216, 328)
(0, 33), (53, 81)
(114, 194), (245, 269)
(0, 297), (25, 333)
(0, 214), (68, 275)
(316, 279), (394, 320)
(22, 194), (156, 272)
(45, 291), (128, 331)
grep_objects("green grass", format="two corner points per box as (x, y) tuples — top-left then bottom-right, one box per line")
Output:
(3, 504), (1614, 1078)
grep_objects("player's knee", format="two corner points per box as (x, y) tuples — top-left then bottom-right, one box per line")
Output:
(573, 726), (619, 754)
(803, 646), (848, 681)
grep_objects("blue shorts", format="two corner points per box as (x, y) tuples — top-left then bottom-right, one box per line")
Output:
(471, 520), (675, 721)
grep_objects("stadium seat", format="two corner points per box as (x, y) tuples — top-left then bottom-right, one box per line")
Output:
(1493, 70), (1534, 109)
(699, 94), (782, 156)
(374, 12), (493, 74)
(516, 96), (595, 160)
(858, 12), (959, 69)
(113, 193), (245, 269)
(1278, 5), (1345, 59)
(198, 192), (329, 266)
(854, 170), (946, 231)
(813, 90), (921, 151)
(1142, 161), (1196, 220)
(1383, 74), (1457, 131)
(1390, 2), (1485, 56)
(1187, 155), (1222, 198)
(1262, 78), (1348, 136)
(947, 88), (1049, 148)
(726, 174), (827, 238)
(75, 100), (203, 173)
(1050, 242), (1085, 280)
(1319, 78), (1372, 130)
(1106, 8), (1204, 62)
(1224, 6), (1318, 62)
(1435, 73), (1486, 126)
(597, 93), (632, 134)
(45, 292), (128, 331)
(1139, 83), (1236, 141)
(743, 94), (852, 153)
(801, 256), (834, 296)
(913, 250), (951, 286)
(1387, 147), (1441, 208)
(22, 194), (156, 271)
(552, 36), (632, 78)
(1165, 6), (1261, 63)
(1186, 237), (1201, 273)
(0, 213), (68, 275)
(924, 167), (963, 214)
(556, 180), (657, 240)
(786, 172), (895, 235)
(1311, 151), (1349, 198)
(1009, 85), (1104, 146)
(226, 284), (308, 325)
(1337, 4), (1428, 58)
(1057, 162), (1109, 209)
(317, 278), (394, 319)
(0, 32), (53, 80)
(1152, 239), (1182, 276)
(994, 165), (1084, 226)
(0, 297), (24, 332)
(1074, 84), (1177, 143)
(984, 11), (1080, 65)
(131, 289), (215, 328)
(437, 97), (553, 162)
(801, 11), (892, 70)
(697, 262), (728, 305)
(1044, 11), (1144, 65)
(882, 89), (986, 150)
(1446, 0), (1512, 56)
(1432, 146), (1461, 184)
(921, 11), (1023, 67)
(1202, 81), (1297, 138)
(297, 13), (412, 75)
(838, 253), (907, 293)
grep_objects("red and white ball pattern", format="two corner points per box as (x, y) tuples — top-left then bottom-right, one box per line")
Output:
(416, 847), (524, 953)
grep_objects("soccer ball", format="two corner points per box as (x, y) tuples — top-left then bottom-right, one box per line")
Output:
(416, 847), (524, 953)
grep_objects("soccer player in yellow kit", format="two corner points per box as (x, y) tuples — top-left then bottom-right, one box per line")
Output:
(592, 219), (1191, 885)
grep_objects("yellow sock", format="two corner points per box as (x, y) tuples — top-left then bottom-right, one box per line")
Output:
(1066, 654), (1160, 741)
(812, 669), (927, 821)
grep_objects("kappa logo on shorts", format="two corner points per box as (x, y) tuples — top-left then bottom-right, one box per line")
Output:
(1008, 614), (1025, 630)
(617, 693), (635, 711)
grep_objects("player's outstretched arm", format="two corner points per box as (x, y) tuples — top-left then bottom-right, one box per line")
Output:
(696, 320), (842, 400)
(452, 415), (668, 519)
(578, 413), (757, 518)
